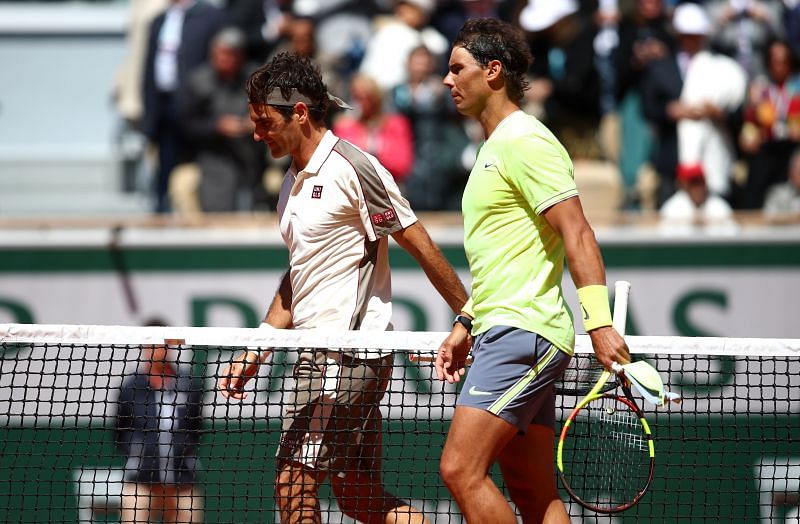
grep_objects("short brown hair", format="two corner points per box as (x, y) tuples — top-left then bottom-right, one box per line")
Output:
(453, 18), (532, 103)
(246, 52), (330, 123)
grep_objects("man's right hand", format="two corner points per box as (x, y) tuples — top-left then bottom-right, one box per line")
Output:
(435, 325), (472, 384)
(588, 325), (630, 371)
(218, 350), (262, 400)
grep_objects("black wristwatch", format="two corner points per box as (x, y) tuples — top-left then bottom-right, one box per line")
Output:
(453, 314), (473, 331)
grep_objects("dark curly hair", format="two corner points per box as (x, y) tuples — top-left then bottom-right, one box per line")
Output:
(245, 52), (330, 123)
(453, 18), (532, 103)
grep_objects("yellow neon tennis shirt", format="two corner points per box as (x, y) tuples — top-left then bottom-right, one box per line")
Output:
(462, 111), (578, 355)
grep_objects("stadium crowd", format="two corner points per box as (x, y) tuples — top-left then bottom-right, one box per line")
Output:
(114, 0), (800, 220)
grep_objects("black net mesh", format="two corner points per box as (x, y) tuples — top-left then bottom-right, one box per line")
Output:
(0, 328), (798, 523)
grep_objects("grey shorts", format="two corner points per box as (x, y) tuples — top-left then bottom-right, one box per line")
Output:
(276, 349), (393, 474)
(457, 325), (572, 433)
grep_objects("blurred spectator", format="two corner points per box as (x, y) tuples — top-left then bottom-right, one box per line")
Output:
(520, 0), (603, 158)
(674, 3), (747, 200)
(334, 73), (415, 185)
(593, 0), (622, 195)
(225, 0), (291, 63)
(267, 15), (350, 103)
(299, 1), (375, 96)
(641, 2), (746, 205)
(392, 45), (470, 210)
(659, 164), (738, 234)
(705, 0), (785, 79)
(115, 341), (204, 523)
(280, 14), (317, 58)
(359, 0), (449, 91)
(180, 27), (267, 213)
(142, 0), (228, 213)
(614, 0), (675, 206)
(785, 0), (800, 57)
(764, 145), (800, 214)
(431, 0), (509, 43)
(113, 0), (171, 196)
(595, 0), (621, 117)
(429, 0), (469, 44)
(738, 39), (800, 208)
(616, 0), (675, 99)
(115, 0), (171, 127)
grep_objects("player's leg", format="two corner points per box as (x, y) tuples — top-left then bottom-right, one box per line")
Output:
(274, 349), (332, 523)
(440, 326), (572, 523)
(439, 405), (520, 523)
(120, 482), (152, 524)
(498, 424), (569, 524)
(331, 472), (428, 524)
(329, 406), (428, 524)
(327, 352), (428, 524)
(275, 460), (326, 524)
(159, 485), (179, 524)
(496, 340), (570, 523)
(169, 485), (203, 524)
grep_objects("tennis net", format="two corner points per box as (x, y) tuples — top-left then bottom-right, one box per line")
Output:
(0, 323), (798, 523)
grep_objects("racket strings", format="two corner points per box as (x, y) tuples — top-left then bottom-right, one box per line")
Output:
(561, 396), (652, 511)
(556, 355), (617, 396)
(608, 430), (648, 451)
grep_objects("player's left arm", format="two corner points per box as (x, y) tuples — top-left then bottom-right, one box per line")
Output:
(392, 221), (470, 314)
(542, 196), (630, 369)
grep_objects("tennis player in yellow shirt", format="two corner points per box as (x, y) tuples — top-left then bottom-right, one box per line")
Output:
(435, 17), (631, 523)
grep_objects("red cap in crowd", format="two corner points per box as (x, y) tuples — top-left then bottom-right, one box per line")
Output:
(677, 163), (705, 182)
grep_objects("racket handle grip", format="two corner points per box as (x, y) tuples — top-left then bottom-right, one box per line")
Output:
(612, 280), (631, 335)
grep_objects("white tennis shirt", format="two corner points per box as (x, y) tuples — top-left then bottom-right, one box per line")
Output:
(277, 131), (417, 340)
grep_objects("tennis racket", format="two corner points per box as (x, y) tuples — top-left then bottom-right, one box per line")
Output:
(555, 351), (616, 396)
(556, 280), (655, 514)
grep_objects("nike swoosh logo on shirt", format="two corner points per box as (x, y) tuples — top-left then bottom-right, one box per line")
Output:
(484, 162), (495, 169)
(468, 386), (493, 396)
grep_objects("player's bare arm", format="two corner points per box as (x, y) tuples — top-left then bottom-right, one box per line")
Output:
(542, 197), (630, 369)
(263, 269), (293, 328)
(218, 269), (293, 399)
(391, 221), (469, 313)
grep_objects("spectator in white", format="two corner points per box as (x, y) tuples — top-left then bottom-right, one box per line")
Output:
(660, 163), (738, 235)
(359, 0), (449, 92)
(764, 146), (800, 215)
(672, 2), (747, 200)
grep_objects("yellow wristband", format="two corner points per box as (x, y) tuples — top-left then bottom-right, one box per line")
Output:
(577, 285), (613, 332)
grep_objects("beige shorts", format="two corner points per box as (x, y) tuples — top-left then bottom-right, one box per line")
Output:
(276, 349), (394, 474)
